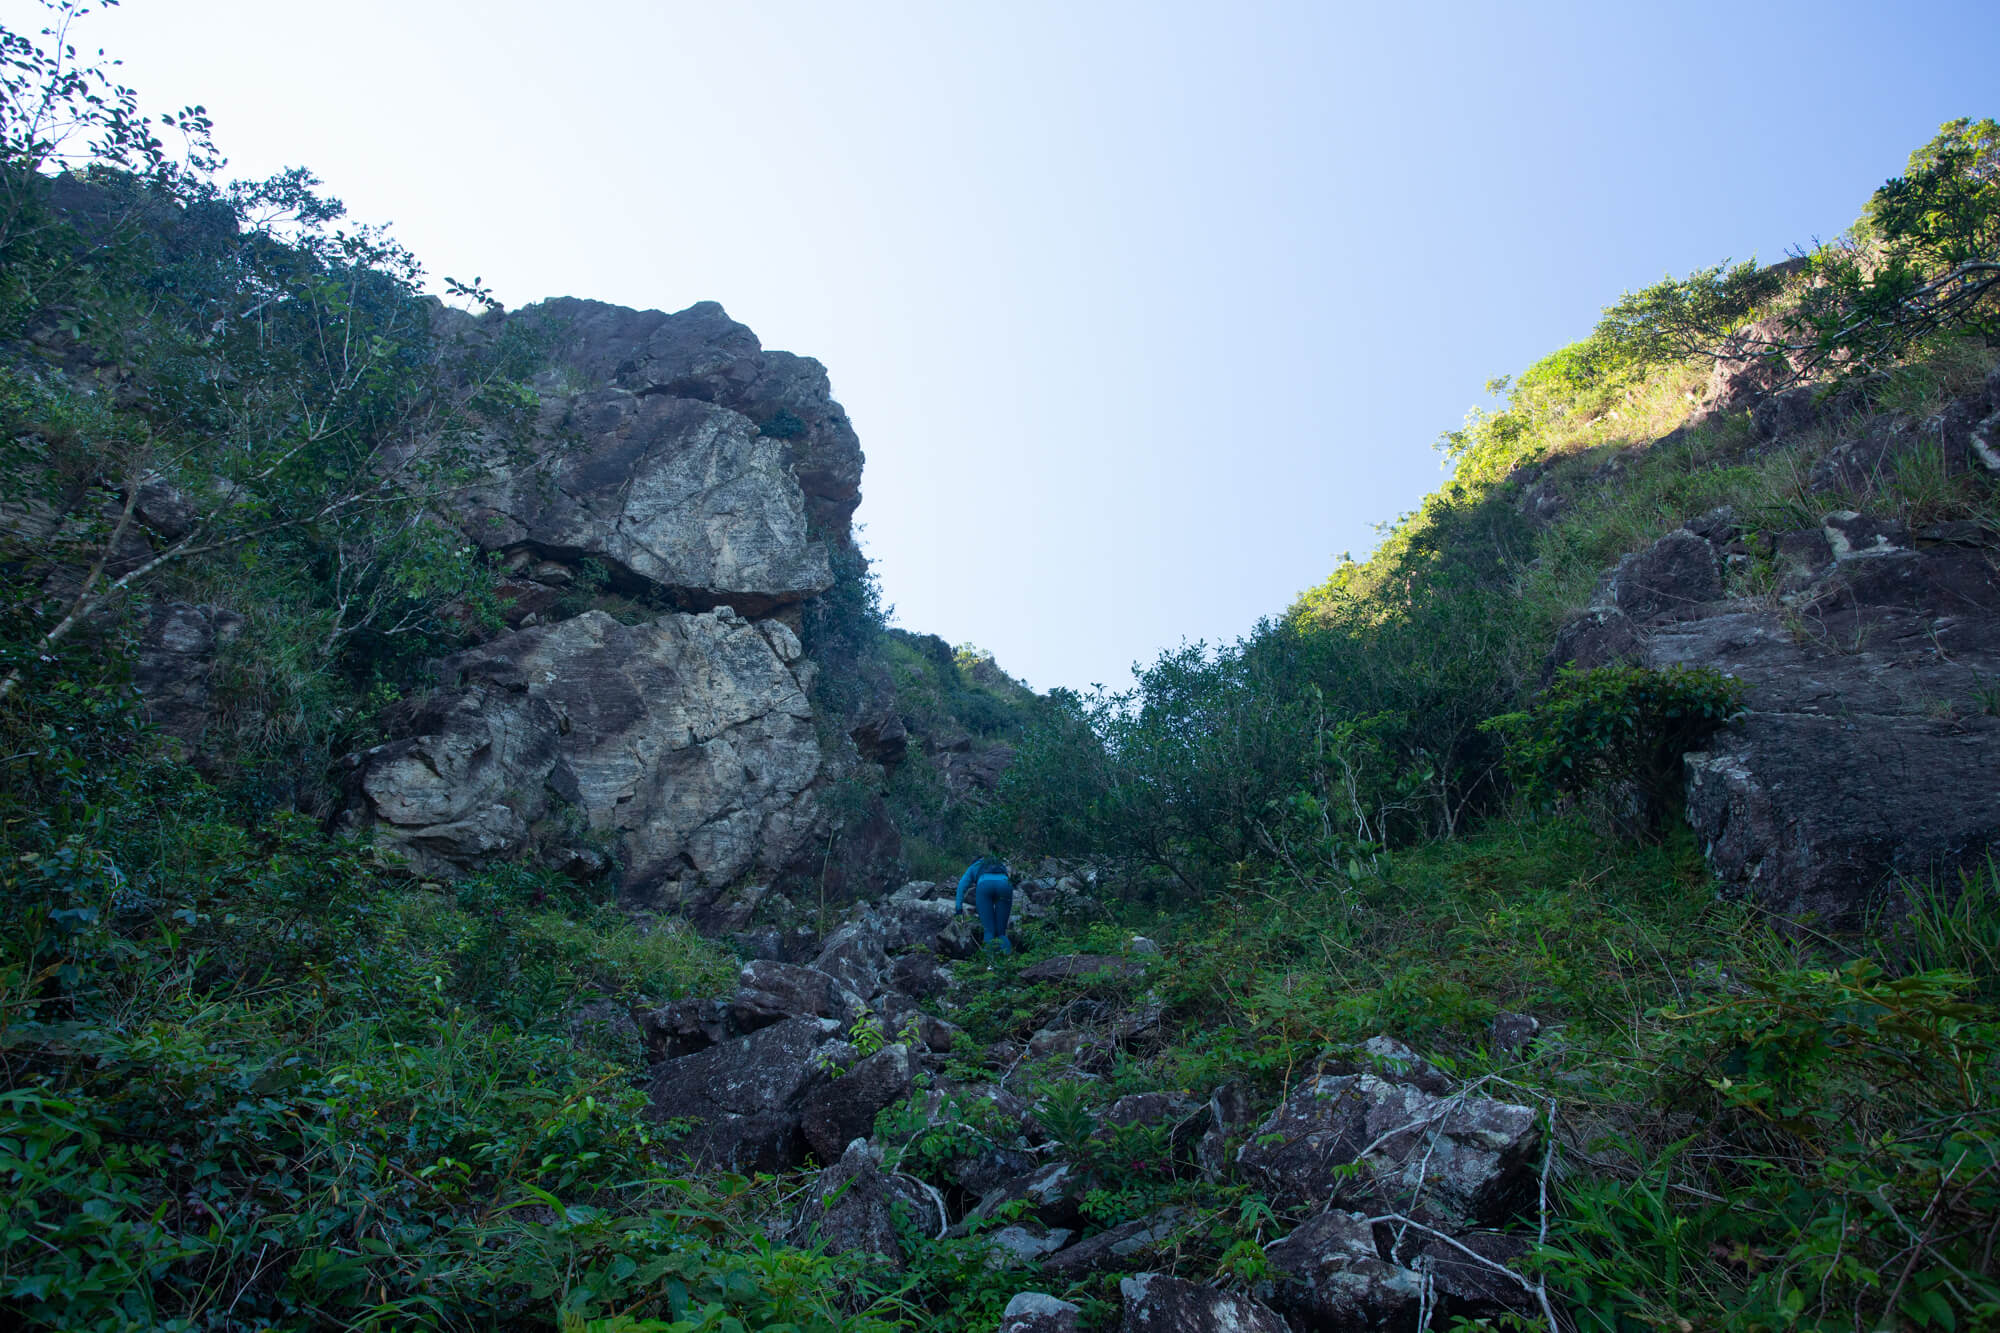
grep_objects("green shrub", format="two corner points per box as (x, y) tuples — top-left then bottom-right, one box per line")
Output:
(1482, 664), (1745, 831)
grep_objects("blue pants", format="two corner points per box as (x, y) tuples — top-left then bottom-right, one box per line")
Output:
(975, 880), (1013, 953)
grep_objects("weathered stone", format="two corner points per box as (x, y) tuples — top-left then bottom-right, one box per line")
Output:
(969, 1162), (1082, 1231)
(1598, 529), (1722, 622)
(1116, 1274), (1287, 1333)
(348, 680), (563, 876)
(792, 1140), (940, 1269)
(732, 959), (868, 1030)
(1357, 1035), (1451, 1094)
(985, 1224), (1073, 1268)
(1752, 385), (1822, 440)
(801, 1043), (914, 1163)
(637, 997), (736, 1061)
(998, 1292), (1082, 1333)
(1416, 1232), (1535, 1319)
(1197, 1082), (1256, 1184)
(645, 1015), (840, 1171)
(812, 914), (893, 999)
(887, 951), (956, 1000)
(1043, 1215), (1178, 1277)
(1236, 1074), (1542, 1228)
(350, 608), (821, 910)
(1823, 510), (1911, 560)
(1263, 1209), (1423, 1332)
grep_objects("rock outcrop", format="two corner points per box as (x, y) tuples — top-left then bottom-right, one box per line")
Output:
(452, 299), (862, 618)
(1552, 366), (2000, 924)
(349, 607), (821, 915)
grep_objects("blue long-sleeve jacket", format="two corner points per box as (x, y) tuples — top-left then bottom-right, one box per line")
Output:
(955, 858), (1006, 913)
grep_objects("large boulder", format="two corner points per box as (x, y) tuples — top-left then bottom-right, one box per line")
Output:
(1263, 1209), (1424, 1331)
(645, 1015), (842, 1171)
(1235, 1073), (1542, 1229)
(1116, 1274), (1287, 1333)
(349, 608), (821, 914)
(800, 1043), (915, 1163)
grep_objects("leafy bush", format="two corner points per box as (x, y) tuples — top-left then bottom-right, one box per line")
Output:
(1482, 664), (1745, 830)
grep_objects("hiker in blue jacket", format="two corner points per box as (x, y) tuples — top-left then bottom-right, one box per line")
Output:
(956, 855), (1014, 954)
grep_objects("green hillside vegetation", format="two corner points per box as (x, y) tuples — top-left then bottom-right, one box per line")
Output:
(3, 5), (1997, 1328)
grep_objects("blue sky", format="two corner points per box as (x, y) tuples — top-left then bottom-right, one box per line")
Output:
(55, 0), (2000, 692)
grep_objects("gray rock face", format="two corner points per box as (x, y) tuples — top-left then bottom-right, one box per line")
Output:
(462, 393), (831, 616)
(1117, 1274), (1288, 1333)
(350, 608), (820, 912)
(1554, 510), (2000, 925)
(1235, 1074), (1542, 1229)
(999, 1292), (1082, 1333)
(457, 298), (863, 613)
(1263, 1209), (1423, 1331)
(1596, 529), (1723, 622)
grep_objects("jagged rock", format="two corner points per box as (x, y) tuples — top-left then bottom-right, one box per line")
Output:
(1236, 1073), (1541, 1228)
(1596, 529), (1722, 622)
(645, 1015), (841, 1171)
(998, 1292), (1082, 1333)
(1097, 1092), (1205, 1157)
(878, 896), (959, 952)
(1116, 1274), (1287, 1333)
(887, 951), (956, 1000)
(1823, 510), (1910, 559)
(1263, 1209), (1424, 1331)
(1022, 1027), (1116, 1073)
(133, 602), (244, 751)
(457, 298), (865, 611)
(874, 990), (961, 1052)
(968, 1162), (1082, 1230)
(812, 913), (893, 998)
(935, 916), (982, 959)
(350, 608), (821, 911)
(732, 960), (868, 1031)
(801, 1043), (914, 1162)
(1197, 1082), (1255, 1184)
(348, 679), (564, 875)
(850, 694), (909, 767)
(1752, 384), (1822, 440)
(792, 1140), (939, 1268)
(953, 1147), (1038, 1198)
(1356, 1035), (1451, 1095)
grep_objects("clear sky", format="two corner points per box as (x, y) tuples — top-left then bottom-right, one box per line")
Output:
(37, 0), (2000, 692)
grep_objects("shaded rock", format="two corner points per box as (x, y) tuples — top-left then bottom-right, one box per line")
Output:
(874, 990), (961, 1053)
(1823, 510), (1911, 560)
(792, 1140), (940, 1269)
(1752, 385), (1822, 440)
(801, 1043), (914, 1163)
(850, 695), (909, 768)
(1043, 1215), (1179, 1277)
(1116, 1274), (1287, 1333)
(1416, 1232), (1535, 1319)
(878, 896), (959, 953)
(645, 1015), (840, 1171)
(935, 915), (982, 959)
(347, 679), (563, 876)
(1490, 1013), (1543, 1057)
(1357, 1035), (1451, 1095)
(133, 602), (244, 751)
(812, 914), (893, 999)
(1684, 505), (1740, 545)
(888, 951), (957, 1000)
(1023, 1027), (1116, 1073)
(1264, 1209), (1423, 1331)
(1236, 1073), (1541, 1228)
(732, 960), (867, 1031)
(1598, 529), (1722, 622)
(969, 1162), (1082, 1231)
(1197, 1082), (1256, 1184)
(999, 1292), (1081, 1333)
(637, 997), (736, 1061)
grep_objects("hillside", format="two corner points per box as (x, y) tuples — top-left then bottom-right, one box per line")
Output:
(2, 14), (1998, 1333)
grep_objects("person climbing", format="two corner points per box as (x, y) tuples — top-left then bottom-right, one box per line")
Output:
(955, 854), (1014, 954)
